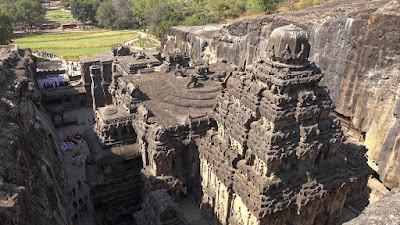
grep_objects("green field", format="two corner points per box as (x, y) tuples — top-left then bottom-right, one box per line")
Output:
(45, 10), (78, 25)
(14, 30), (139, 61)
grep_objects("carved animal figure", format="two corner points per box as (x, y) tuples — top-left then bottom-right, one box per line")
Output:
(186, 74), (198, 89)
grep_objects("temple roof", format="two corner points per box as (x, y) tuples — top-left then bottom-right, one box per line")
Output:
(268, 24), (310, 65)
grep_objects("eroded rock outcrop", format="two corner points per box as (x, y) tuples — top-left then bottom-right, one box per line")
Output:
(344, 188), (400, 225)
(162, 0), (400, 189)
(0, 45), (70, 225)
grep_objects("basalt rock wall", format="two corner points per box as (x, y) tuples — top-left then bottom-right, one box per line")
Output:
(162, 0), (400, 189)
(0, 46), (70, 225)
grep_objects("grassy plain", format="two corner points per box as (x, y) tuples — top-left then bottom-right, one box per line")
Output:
(14, 30), (139, 61)
(44, 10), (78, 25)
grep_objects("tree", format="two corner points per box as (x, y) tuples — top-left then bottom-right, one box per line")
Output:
(16, 0), (45, 27)
(132, 0), (160, 27)
(96, 0), (133, 29)
(0, 3), (17, 25)
(183, 12), (218, 26)
(113, 0), (133, 29)
(0, 12), (13, 44)
(246, 0), (280, 13)
(60, 0), (71, 7)
(71, 2), (96, 24)
(96, 1), (115, 28)
(146, 2), (185, 38)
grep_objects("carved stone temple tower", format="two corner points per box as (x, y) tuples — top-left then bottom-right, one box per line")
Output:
(197, 25), (370, 224)
(90, 64), (106, 111)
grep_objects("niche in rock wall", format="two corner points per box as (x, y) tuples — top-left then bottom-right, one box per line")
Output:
(181, 143), (202, 199)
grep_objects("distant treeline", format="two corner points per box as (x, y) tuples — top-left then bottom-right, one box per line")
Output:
(0, 0), (330, 45)
(0, 0), (45, 44)
(65, 0), (282, 38)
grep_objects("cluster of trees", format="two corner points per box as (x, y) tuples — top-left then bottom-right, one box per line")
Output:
(71, 2), (96, 25)
(96, 0), (134, 30)
(0, 0), (45, 27)
(0, 0), (46, 44)
(0, 0), (283, 44)
(0, 12), (13, 44)
(69, 0), (282, 38)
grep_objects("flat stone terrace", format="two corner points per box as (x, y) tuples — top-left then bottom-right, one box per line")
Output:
(129, 63), (232, 126)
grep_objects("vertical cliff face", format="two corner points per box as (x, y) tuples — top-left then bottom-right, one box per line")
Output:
(0, 46), (70, 225)
(162, 0), (400, 189)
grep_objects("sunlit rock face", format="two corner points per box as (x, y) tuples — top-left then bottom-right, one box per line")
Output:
(162, 0), (400, 189)
(0, 45), (70, 225)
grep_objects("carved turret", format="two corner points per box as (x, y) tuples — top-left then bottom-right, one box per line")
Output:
(267, 24), (310, 65)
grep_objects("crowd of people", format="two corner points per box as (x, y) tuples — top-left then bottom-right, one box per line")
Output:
(59, 132), (84, 155)
(66, 61), (80, 77)
(37, 63), (49, 69)
(59, 132), (90, 223)
(37, 75), (69, 89)
(59, 132), (86, 167)
(70, 185), (89, 223)
(34, 50), (57, 59)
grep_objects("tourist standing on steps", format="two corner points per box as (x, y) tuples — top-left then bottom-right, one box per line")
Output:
(78, 154), (84, 166)
(78, 206), (82, 216)
(181, 184), (187, 198)
(82, 202), (88, 212)
(73, 201), (78, 210)
(72, 187), (76, 196)
(60, 145), (66, 155)
(72, 215), (77, 223)
(79, 197), (84, 206)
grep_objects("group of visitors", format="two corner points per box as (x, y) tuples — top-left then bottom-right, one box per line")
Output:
(58, 118), (92, 224)
(66, 61), (80, 75)
(13, 29), (39, 38)
(70, 185), (89, 224)
(42, 80), (69, 88)
(37, 75), (69, 89)
(34, 50), (57, 59)
(59, 132), (86, 167)
(72, 151), (85, 167)
(37, 64), (48, 69)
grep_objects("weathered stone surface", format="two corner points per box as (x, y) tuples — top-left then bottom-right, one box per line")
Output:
(0, 45), (70, 225)
(134, 189), (188, 225)
(345, 188), (400, 225)
(195, 25), (370, 225)
(87, 46), (235, 223)
(162, 0), (400, 189)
